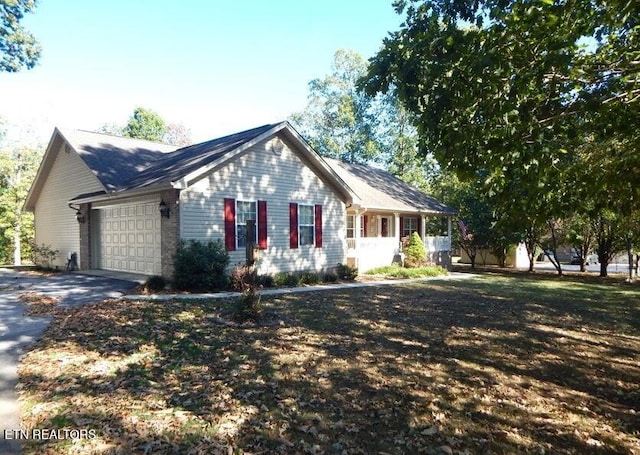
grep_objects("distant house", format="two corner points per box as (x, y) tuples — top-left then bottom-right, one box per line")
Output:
(24, 122), (455, 278)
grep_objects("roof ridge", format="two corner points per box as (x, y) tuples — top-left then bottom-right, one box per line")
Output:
(71, 128), (173, 146)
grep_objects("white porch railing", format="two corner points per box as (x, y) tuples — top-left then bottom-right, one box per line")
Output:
(346, 235), (452, 272)
(424, 236), (451, 252)
(347, 236), (451, 254)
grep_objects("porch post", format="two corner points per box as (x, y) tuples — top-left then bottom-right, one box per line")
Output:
(394, 212), (401, 240)
(354, 211), (362, 248)
(420, 214), (426, 242)
(446, 216), (453, 270)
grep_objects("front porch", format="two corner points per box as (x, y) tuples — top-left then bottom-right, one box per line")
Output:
(345, 211), (453, 272)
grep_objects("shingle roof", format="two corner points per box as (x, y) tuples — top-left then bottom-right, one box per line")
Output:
(60, 123), (453, 215)
(125, 123), (277, 190)
(324, 158), (456, 215)
(61, 129), (176, 191)
(62, 124), (277, 192)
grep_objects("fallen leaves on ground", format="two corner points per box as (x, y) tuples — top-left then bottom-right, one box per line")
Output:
(17, 274), (640, 454)
(19, 291), (61, 316)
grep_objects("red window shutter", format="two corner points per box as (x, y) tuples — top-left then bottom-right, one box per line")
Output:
(289, 203), (298, 249)
(257, 200), (267, 249)
(363, 215), (368, 238)
(224, 198), (236, 251)
(400, 216), (404, 237)
(314, 204), (322, 248)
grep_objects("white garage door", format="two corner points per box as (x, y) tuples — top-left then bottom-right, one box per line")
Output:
(98, 202), (161, 275)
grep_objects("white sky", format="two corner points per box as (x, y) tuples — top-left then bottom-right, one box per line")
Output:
(0, 1), (403, 147)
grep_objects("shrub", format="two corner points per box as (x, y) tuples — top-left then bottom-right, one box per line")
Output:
(145, 275), (166, 293)
(299, 271), (321, 285)
(258, 274), (275, 288)
(230, 264), (251, 291)
(30, 242), (59, 269)
(404, 232), (427, 268)
(173, 239), (229, 291)
(274, 272), (300, 287)
(231, 264), (276, 290)
(322, 271), (338, 283)
(336, 263), (358, 281)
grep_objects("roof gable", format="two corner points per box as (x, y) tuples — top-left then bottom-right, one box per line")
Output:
(125, 123), (277, 190)
(50, 122), (357, 206)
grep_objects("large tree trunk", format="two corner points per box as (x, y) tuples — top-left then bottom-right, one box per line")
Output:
(627, 238), (634, 282)
(599, 260), (608, 277)
(13, 220), (21, 266)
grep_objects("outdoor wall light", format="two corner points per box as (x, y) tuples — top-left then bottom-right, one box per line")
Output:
(159, 200), (171, 219)
(75, 210), (85, 224)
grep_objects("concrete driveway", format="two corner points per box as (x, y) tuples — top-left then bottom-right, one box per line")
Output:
(0, 269), (138, 454)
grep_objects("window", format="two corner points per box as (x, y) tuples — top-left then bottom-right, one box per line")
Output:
(346, 215), (355, 239)
(299, 204), (315, 246)
(290, 203), (322, 248)
(403, 217), (418, 237)
(236, 200), (256, 248)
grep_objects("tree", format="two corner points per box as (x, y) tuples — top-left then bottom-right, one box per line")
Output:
(404, 231), (427, 268)
(124, 107), (167, 142)
(100, 110), (191, 146)
(0, 145), (40, 264)
(0, 0), (41, 72)
(291, 49), (382, 164)
(365, 0), (637, 177)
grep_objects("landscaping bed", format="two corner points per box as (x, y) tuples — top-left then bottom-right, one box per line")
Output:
(18, 274), (640, 454)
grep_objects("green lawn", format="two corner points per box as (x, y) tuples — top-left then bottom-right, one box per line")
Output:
(18, 273), (640, 454)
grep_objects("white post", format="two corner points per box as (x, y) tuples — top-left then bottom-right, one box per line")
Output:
(354, 212), (361, 249)
(394, 213), (400, 241)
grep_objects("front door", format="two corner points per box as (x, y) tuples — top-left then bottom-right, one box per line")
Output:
(381, 216), (390, 237)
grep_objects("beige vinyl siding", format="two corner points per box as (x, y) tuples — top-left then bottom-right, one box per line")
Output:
(33, 144), (103, 268)
(180, 136), (346, 275)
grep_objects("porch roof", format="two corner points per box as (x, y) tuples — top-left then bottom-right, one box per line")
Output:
(324, 158), (456, 215)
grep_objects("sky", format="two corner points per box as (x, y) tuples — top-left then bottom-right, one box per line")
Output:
(0, 0), (404, 147)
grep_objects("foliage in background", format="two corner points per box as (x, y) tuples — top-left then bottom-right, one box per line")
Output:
(290, 49), (382, 164)
(0, 0), (41, 72)
(124, 107), (168, 142)
(173, 240), (229, 292)
(99, 108), (192, 146)
(0, 145), (40, 264)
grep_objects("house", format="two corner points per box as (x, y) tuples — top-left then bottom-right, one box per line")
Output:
(24, 121), (455, 278)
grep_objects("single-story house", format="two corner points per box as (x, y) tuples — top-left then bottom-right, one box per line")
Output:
(24, 121), (456, 278)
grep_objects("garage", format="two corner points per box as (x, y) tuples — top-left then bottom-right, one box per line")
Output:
(96, 201), (161, 275)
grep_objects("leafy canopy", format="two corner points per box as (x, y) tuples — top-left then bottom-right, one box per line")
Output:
(291, 49), (382, 164)
(124, 107), (168, 142)
(364, 0), (638, 185)
(0, 0), (41, 72)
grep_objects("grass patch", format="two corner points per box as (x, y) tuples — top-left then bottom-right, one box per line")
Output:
(18, 273), (640, 454)
(365, 264), (447, 278)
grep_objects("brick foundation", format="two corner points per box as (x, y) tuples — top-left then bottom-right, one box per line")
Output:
(78, 203), (91, 270)
(160, 189), (181, 279)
